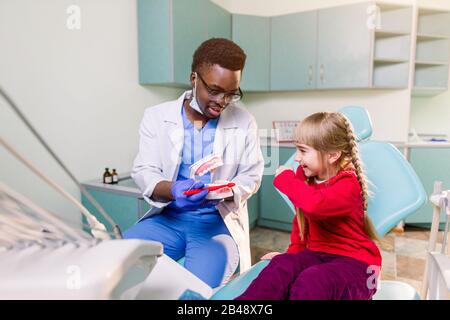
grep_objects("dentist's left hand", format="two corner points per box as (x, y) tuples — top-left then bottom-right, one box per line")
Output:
(171, 179), (209, 210)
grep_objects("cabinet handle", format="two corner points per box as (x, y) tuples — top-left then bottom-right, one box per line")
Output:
(308, 65), (313, 85)
(320, 64), (324, 83)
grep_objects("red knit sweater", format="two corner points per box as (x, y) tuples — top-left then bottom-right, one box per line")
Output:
(273, 167), (382, 267)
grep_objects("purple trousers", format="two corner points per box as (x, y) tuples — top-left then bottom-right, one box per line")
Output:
(236, 249), (378, 300)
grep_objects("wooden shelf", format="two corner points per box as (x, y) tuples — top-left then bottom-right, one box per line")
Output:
(414, 63), (449, 91)
(415, 60), (448, 66)
(415, 38), (449, 64)
(414, 8), (450, 95)
(372, 86), (408, 89)
(377, 2), (411, 11)
(417, 7), (450, 37)
(373, 60), (409, 88)
(375, 30), (410, 38)
(374, 32), (410, 63)
(417, 33), (449, 40)
(418, 7), (450, 16)
(374, 58), (409, 64)
(376, 4), (412, 34)
(371, 4), (412, 89)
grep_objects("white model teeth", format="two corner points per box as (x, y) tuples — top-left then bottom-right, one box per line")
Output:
(189, 154), (224, 178)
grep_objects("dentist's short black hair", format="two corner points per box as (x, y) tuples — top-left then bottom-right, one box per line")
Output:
(191, 38), (246, 73)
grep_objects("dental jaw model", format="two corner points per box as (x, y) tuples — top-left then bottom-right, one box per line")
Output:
(189, 154), (234, 200)
(204, 180), (234, 200)
(189, 154), (223, 178)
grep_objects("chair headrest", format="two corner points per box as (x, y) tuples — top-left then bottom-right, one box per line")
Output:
(338, 106), (373, 142)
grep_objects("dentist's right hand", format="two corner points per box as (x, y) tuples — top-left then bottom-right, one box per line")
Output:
(171, 179), (209, 210)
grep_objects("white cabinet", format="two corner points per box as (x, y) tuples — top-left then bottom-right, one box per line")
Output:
(318, 2), (413, 89)
(232, 14), (271, 91)
(270, 2), (413, 91)
(317, 3), (373, 89)
(413, 8), (450, 96)
(138, 1), (417, 92)
(138, 0), (231, 87)
(207, 0), (232, 40)
(172, 0), (209, 85)
(270, 11), (317, 91)
(372, 3), (413, 88)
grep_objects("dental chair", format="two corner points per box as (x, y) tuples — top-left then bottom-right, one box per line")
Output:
(211, 106), (426, 300)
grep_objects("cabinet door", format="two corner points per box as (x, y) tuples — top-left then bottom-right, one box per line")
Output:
(81, 189), (140, 232)
(207, 1), (231, 39)
(173, 0), (209, 86)
(257, 146), (296, 231)
(317, 3), (372, 89)
(138, 0), (172, 84)
(232, 14), (271, 91)
(271, 11), (317, 91)
(247, 192), (259, 228)
(406, 148), (450, 225)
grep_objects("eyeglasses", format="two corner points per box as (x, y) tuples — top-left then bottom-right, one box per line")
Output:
(196, 72), (243, 104)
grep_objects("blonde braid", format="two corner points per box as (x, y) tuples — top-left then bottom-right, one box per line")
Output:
(296, 208), (305, 241)
(342, 117), (369, 211)
(341, 116), (380, 241)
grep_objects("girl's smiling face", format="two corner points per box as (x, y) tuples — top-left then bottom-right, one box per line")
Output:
(294, 144), (323, 178)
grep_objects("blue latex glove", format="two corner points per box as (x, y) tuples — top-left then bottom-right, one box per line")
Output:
(171, 179), (209, 210)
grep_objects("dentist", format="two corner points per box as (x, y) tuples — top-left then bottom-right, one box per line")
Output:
(124, 38), (264, 288)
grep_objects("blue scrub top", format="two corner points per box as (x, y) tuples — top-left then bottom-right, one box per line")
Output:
(166, 104), (219, 215)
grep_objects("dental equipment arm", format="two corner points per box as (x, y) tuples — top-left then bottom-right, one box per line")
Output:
(0, 137), (110, 240)
(0, 85), (121, 239)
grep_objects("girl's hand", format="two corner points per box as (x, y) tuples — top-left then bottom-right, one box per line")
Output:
(275, 166), (293, 177)
(261, 252), (282, 260)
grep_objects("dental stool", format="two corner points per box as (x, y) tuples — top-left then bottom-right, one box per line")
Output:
(211, 106), (426, 300)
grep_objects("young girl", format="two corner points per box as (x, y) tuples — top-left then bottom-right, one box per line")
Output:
(236, 112), (382, 300)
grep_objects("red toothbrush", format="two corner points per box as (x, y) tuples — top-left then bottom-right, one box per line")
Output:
(183, 183), (235, 196)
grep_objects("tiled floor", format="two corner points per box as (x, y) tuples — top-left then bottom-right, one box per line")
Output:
(249, 225), (445, 295)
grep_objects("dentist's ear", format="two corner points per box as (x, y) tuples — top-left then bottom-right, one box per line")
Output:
(328, 151), (342, 165)
(190, 72), (197, 87)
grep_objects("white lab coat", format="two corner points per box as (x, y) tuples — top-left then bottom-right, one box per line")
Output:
(132, 91), (264, 273)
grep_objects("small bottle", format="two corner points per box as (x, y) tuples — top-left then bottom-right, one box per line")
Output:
(112, 169), (119, 184)
(103, 168), (112, 184)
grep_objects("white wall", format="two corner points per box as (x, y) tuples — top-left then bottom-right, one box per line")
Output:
(0, 0), (184, 225)
(411, 87), (450, 138)
(242, 89), (413, 142)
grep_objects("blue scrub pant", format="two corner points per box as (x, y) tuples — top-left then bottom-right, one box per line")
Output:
(123, 210), (239, 288)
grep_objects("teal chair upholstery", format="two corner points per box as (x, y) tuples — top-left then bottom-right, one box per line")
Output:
(177, 257), (186, 266)
(211, 106), (427, 300)
(339, 106), (373, 141)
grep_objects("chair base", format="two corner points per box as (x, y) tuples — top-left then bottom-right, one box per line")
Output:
(373, 280), (421, 300)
